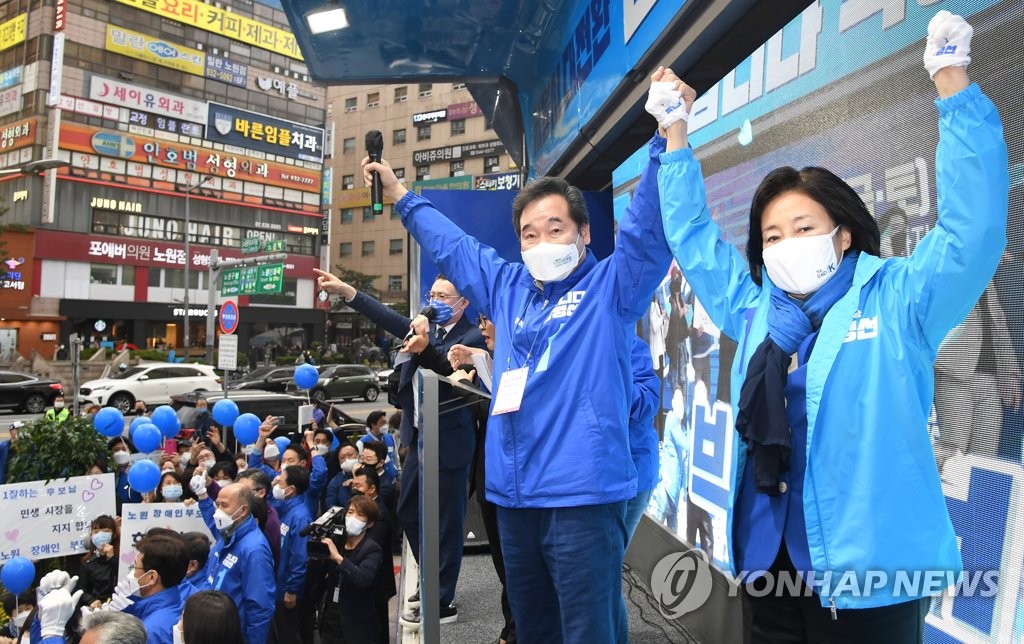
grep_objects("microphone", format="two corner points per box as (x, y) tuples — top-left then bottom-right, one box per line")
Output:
(402, 306), (437, 345)
(365, 130), (384, 214)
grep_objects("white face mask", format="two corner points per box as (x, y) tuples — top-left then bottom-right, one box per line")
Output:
(54, 401), (64, 409)
(173, 625), (184, 644)
(345, 516), (367, 536)
(761, 226), (842, 296)
(213, 507), (242, 532)
(272, 485), (289, 501)
(11, 611), (30, 630)
(521, 233), (583, 283)
(123, 569), (152, 597)
(314, 444), (329, 456)
(113, 451), (130, 466)
(180, 453), (191, 467)
(340, 458), (358, 474)
(199, 459), (215, 471)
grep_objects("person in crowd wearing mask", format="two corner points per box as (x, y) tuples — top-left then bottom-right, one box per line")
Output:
(206, 462), (236, 486)
(349, 466), (396, 642)
(1, 591), (37, 644)
(654, 12), (1006, 639)
(357, 442), (397, 526)
(176, 590), (243, 644)
(323, 443), (359, 510)
(387, 411), (405, 465)
(109, 438), (143, 512)
(77, 516), (118, 609)
(191, 399), (212, 440)
(357, 411), (398, 480)
(178, 532), (212, 602)
(317, 496), (383, 644)
(151, 472), (194, 504)
(175, 441), (194, 474)
(131, 402), (149, 418)
(309, 428), (333, 460)
(192, 482), (275, 644)
(232, 453), (248, 476)
(251, 424), (327, 518)
(312, 272), (485, 625)
(234, 469), (281, 565)
(118, 535), (189, 644)
(44, 396), (70, 424)
(267, 466), (311, 644)
(0, 422), (22, 484)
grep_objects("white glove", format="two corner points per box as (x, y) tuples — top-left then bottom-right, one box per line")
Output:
(190, 473), (207, 497)
(39, 570), (73, 596)
(38, 577), (83, 638)
(645, 81), (687, 129)
(923, 10), (972, 79)
(108, 593), (135, 612)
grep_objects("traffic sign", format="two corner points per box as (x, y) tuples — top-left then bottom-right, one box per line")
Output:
(220, 263), (284, 296)
(218, 334), (238, 371)
(218, 299), (240, 334)
(264, 239), (285, 253)
(256, 264), (284, 293)
(241, 237), (262, 254)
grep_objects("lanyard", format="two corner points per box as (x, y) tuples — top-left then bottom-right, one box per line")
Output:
(506, 290), (552, 371)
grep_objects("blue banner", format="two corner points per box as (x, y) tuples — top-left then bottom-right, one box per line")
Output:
(206, 102), (324, 164)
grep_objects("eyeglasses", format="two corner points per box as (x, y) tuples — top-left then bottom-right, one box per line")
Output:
(426, 291), (460, 301)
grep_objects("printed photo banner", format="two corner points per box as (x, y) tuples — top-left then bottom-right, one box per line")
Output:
(0, 473), (116, 562)
(117, 503), (214, 579)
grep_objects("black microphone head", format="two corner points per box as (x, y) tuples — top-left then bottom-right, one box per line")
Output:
(419, 306), (437, 321)
(365, 130), (383, 154)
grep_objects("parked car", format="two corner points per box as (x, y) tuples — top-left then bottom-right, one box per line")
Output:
(0, 370), (63, 413)
(79, 363), (221, 413)
(226, 366), (296, 392)
(286, 364), (379, 403)
(376, 368), (394, 391)
(171, 391), (365, 446)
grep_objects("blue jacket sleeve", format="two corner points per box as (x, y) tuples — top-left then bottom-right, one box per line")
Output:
(657, 147), (760, 341)
(348, 291), (413, 339)
(283, 519), (309, 595)
(324, 473), (351, 509)
(307, 454), (327, 498)
(611, 135), (675, 322)
(899, 84), (1009, 349)
(198, 495), (219, 540)
(629, 337), (660, 427)
(0, 439), (9, 483)
(243, 542), (276, 644)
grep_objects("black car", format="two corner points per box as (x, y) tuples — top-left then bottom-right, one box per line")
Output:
(0, 370), (64, 413)
(225, 366), (296, 392)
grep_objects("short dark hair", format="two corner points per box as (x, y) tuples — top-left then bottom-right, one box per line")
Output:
(3, 589), (35, 614)
(361, 440), (387, 463)
(282, 464), (310, 494)
(155, 471), (194, 502)
(208, 461), (237, 481)
(388, 410), (401, 430)
(313, 427), (333, 443)
(353, 465), (380, 493)
(347, 494), (379, 525)
(136, 535), (189, 588)
(182, 591), (243, 644)
(284, 443), (309, 464)
(746, 166), (880, 285)
(181, 532), (211, 571)
(366, 410), (387, 428)
(511, 176), (589, 236)
(238, 468), (272, 493)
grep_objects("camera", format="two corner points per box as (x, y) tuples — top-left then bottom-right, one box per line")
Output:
(303, 506), (345, 560)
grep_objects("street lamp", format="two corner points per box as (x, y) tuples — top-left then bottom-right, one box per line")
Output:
(183, 175), (212, 359)
(0, 158), (69, 177)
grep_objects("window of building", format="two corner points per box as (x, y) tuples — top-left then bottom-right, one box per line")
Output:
(485, 155), (500, 173)
(339, 242), (352, 257)
(388, 275), (403, 291)
(90, 264), (117, 285)
(394, 86), (407, 103)
(389, 238), (403, 255)
(362, 240), (375, 256)
(148, 269), (161, 288)
(344, 97), (357, 112)
(164, 269), (200, 289)
(122, 266), (135, 286)
(450, 119), (466, 135)
(452, 82), (466, 91)
(417, 124), (431, 141)
(367, 91), (379, 108)
(342, 174), (354, 189)
(393, 167), (405, 180)
(450, 160), (465, 177)
(418, 83), (432, 98)
(393, 128), (406, 145)
(343, 137), (356, 153)
(362, 207), (375, 222)
(340, 208), (354, 223)
(416, 165), (430, 181)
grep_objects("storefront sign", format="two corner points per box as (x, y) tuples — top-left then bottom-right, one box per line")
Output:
(412, 108), (447, 125)
(446, 101), (483, 120)
(114, 0), (302, 61)
(0, 14), (26, 53)
(89, 76), (207, 125)
(0, 118), (34, 151)
(128, 109), (204, 138)
(205, 55), (247, 88)
(413, 140), (505, 165)
(59, 95), (121, 121)
(321, 167), (331, 206)
(0, 86), (22, 118)
(0, 66), (22, 91)
(54, 0), (66, 31)
(206, 102), (324, 164)
(411, 176), (474, 193)
(106, 25), (205, 76)
(1, 255), (25, 291)
(255, 76), (298, 100)
(474, 171), (521, 191)
(90, 196), (142, 213)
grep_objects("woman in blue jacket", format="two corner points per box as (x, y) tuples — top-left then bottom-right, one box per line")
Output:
(653, 11), (1007, 641)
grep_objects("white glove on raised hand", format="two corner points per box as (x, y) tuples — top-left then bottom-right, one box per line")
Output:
(38, 577), (83, 638)
(923, 10), (972, 79)
(190, 473), (207, 497)
(39, 570), (73, 596)
(108, 593), (135, 612)
(645, 81), (687, 129)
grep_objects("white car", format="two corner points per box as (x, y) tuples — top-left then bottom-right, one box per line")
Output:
(79, 364), (221, 413)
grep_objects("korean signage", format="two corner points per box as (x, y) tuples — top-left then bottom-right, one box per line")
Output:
(446, 101), (483, 120)
(0, 66), (22, 90)
(0, 118), (35, 151)
(59, 95), (121, 121)
(412, 108), (447, 125)
(413, 140), (505, 165)
(255, 76), (298, 100)
(207, 102), (324, 164)
(411, 176), (474, 194)
(205, 55), (248, 88)
(54, 0), (66, 31)
(60, 122), (322, 193)
(1, 255), (25, 291)
(321, 167), (331, 206)
(115, 0), (303, 61)
(0, 14), (26, 53)
(90, 76), (208, 125)
(474, 172), (521, 191)
(0, 86), (22, 118)
(221, 263), (284, 296)
(0, 474), (116, 562)
(117, 503), (213, 579)
(90, 196), (142, 213)
(241, 237), (262, 254)
(106, 25), (205, 76)
(128, 109), (204, 138)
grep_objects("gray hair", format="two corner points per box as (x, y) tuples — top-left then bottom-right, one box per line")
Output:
(81, 612), (148, 644)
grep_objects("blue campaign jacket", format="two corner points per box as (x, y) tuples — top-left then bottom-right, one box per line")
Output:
(657, 84), (1008, 609)
(273, 494), (312, 600)
(630, 336), (660, 493)
(123, 586), (182, 644)
(397, 134), (673, 508)
(203, 515), (276, 644)
(248, 451), (327, 518)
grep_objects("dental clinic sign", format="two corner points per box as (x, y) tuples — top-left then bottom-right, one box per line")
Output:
(206, 102), (324, 164)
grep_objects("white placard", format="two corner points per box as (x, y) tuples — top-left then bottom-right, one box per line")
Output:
(298, 403), (314, 428)
(117, 503), (214, 579)
(218, 334), (238, 371)
(0, 473), (116, 562)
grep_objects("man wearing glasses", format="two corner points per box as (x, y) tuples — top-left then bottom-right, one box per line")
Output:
(313, 269), (485, 627)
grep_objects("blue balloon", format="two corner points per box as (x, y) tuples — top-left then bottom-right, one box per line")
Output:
(126, 459), (161, 494)
(150, 406), (180, 439)
(294, 364), (319, 390)
(274, 436), (291, 455)
(133, 423), (163, 453)
(233, 413), (261, 445)
(0, 556), (35, 594)
(212, 399), (240, 427)
(93, 407), (125, 438)
(129, 416), (149, 438)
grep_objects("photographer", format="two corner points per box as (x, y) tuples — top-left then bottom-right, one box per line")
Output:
(317, 496), (382, 644)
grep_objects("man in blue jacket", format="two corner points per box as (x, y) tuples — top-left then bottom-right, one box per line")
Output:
(268, 465), (312, 644)
(122, 535), (189, 644)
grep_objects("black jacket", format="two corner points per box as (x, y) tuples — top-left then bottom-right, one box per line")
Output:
(320, 536), (383, 643)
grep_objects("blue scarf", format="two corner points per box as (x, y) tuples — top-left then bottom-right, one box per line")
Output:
(735, 252), (859, 495)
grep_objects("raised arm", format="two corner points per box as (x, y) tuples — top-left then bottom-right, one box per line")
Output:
(315, 271), (411, 339)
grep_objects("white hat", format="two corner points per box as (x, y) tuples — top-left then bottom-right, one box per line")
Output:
(263, 443), (280, 459)
(9, 421), (25, 430)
